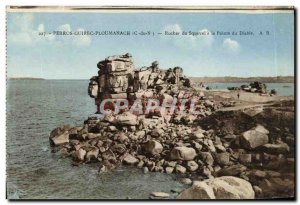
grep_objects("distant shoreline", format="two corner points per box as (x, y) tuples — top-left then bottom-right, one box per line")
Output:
(190, 76), (294, 83)
(8, 77), (45, 80)
(7, 76), (294, 83)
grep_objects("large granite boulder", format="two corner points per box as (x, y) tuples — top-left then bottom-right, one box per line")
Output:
(177, 181), (216, 199)
(50, 131), (69, 146)
(178, 176), (255, 199)
(240, 128), (269, 149)
(210, 176), (255, 199)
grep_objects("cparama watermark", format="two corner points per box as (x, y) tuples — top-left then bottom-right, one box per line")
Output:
(99, 97), (202, 115)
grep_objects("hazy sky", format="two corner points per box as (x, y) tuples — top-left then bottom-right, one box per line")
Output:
(7, 11), (294, 79)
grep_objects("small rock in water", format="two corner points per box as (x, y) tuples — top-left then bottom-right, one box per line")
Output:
(123, 154), (139, 165)
(143, 167), (149, 174)
(137, 160), (144, 168)
(33, 168), (48, 176)
(171, 188), (184, 193)
(71, 161), (80, 166)
(165, 167), (174, 174)
(151, 192), (170, 198)
(181, 178), (192, 185)
(98, 165), (107, 173)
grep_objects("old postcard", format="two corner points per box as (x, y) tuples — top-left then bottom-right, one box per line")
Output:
(6, 6), (295, 200)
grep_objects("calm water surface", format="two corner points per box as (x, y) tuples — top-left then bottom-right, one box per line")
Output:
(6, 80), (186, 199)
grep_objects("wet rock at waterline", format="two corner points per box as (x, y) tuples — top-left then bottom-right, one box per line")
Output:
(177, 176), (255, 199)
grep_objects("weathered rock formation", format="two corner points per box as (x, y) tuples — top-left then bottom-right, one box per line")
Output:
(228, 81), (268, 94)
(49, 54), (295, 199)
(88, 53), (193, 113)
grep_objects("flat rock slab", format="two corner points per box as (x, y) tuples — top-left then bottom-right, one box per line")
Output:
(151, 192), (170, 198)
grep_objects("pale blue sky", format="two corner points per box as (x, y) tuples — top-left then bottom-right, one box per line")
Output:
(7, 11), (294, 79)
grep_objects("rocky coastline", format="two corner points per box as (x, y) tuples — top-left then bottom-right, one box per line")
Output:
(49, 54), (295, 199)
(49, 100), (294, 199)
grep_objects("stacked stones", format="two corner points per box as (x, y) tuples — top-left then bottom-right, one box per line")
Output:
(88, 53), (192, 112)
(93, 53), (135, 101)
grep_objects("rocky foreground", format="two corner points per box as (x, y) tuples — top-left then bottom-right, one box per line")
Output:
(49, 53), (294, 199)
(49, 97), (295, 200)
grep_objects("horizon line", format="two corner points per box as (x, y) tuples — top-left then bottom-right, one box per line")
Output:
(7, 75), (295, 80)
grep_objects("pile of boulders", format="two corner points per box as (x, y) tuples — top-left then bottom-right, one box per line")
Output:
(228, 81), (270, 94)
(49, 54), (294, 199)
(49, 105), (294, 199)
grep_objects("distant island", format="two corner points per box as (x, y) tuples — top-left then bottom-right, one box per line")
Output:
(190, 76), (294, 83)
(8, 77), (45, 80)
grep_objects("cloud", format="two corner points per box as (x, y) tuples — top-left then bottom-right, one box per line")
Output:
(73, 28), (92, 47)
(9, 14), (55, 46)
(222, 38), (240, 53)
(57, 24), (72, 32)
(161, 24), (214, 49)
(8, 14), (91, 47)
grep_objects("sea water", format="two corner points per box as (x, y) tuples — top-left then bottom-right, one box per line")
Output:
(6, 80), (186, 199)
